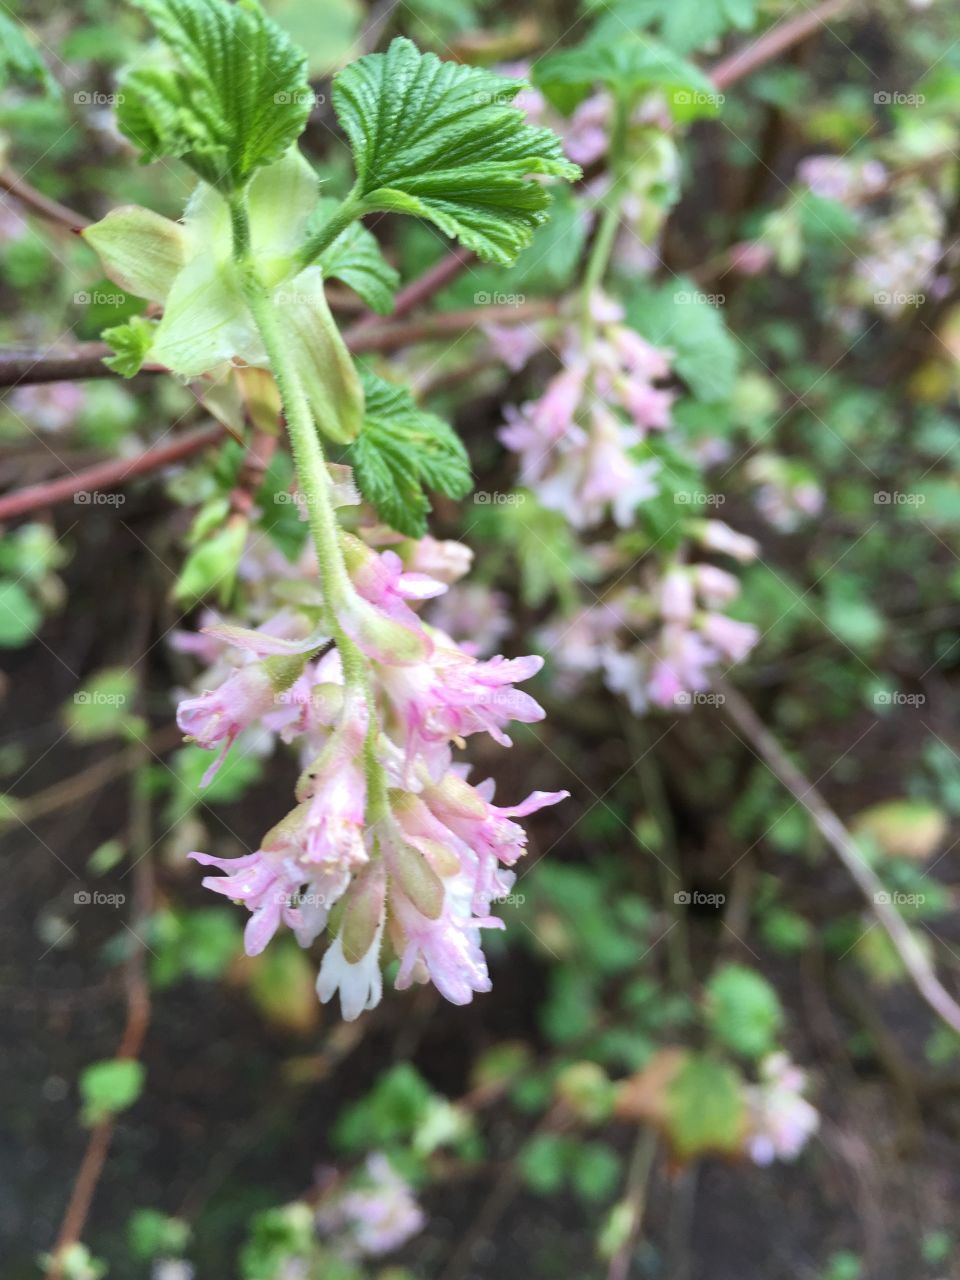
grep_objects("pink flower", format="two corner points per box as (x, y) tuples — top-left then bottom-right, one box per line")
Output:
(403, 535), (473, 584)
(322, 1153), (425, 1257)
(296, 689), (370, 871)
(380, 641), (547, 776)
(189, 807), (312, 957)
(743, 1053), (819, 1165)
(700, 613), (759, 663)
(177, 661), (292, 785)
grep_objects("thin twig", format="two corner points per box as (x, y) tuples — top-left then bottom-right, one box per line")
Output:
(46, 658), (155, 1280)
(718, 679), (960, 1035)
(710, 0), (855, 91)
(0, 423), (225, 522)
(0, 168), (91, 231)
(607, 1128), (658, 1280)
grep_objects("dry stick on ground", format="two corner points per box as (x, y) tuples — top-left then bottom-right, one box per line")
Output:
(718, 679), (960, 1035)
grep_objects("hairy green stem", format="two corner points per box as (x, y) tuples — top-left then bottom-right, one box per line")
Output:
(231, 195), (386, 790)
(580, 93), (631, 319)
(295, 189), (367, 272)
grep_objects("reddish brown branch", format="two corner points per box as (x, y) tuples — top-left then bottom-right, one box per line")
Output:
(710, 0), (854, 91)
(0, 168), (91, 231)
(0, 422), (224, 522)
(346, 245), (476, 334)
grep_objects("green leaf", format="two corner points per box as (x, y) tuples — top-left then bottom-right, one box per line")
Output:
(0, 12), (56, 94)
(128, 1209), (191, 1260)
(80, 1058), (145, 1124)
(626, 279), (738, 403)
(571, 1141), (621, 1203)
(705, 964), (782, 1060)
(119, 0), (311, 192)
(64, 669), (138, 742)
(317, 200), (399, 314)
(347, 369), (472, 537)
(102, 316), (157, 377)
(534, 34), (720, 120)
(665, 1053), (745, 1160)
(519, 1133), (573, 1194)
(332, 37), (580, 265)
(0, 579), (41, 647)
(590, 0), (758, 56)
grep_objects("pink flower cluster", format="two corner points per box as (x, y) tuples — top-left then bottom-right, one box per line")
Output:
(543, 534), (760, 714)
(742, 1053), (820, 1165)
(317, 1153), (425, 1257)
(178, 520), (567, 1019)
(498, 292), (674, 529)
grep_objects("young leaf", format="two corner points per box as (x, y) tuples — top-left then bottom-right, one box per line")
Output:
(347, 369), (472, 538)
(316, 200), (399, 315)
(102, 316), (157, 377)
(119, 0), (311, 192)
(0, 12), (56, 94)
(332, 37), (581, 265)
(705, 964), (783, 1061)
(534, 34), (719, 120)
(591, 0), (758, 56)
(80, 1058), (146, 1125)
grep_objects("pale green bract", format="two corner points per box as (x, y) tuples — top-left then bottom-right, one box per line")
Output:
(84, 149), (364, 444)
(117, 0), (311, 192)
(332, 37), (582, 265)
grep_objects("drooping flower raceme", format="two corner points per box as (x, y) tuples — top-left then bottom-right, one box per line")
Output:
(180, 521), (567, 1020)
(498, 291), (674, 529)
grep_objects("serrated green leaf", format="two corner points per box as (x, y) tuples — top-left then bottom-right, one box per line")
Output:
(119, 0), (311, 192)
(706, 964), (782, 1061)
(626, 279), (738, 403)
(0, 12), (56, 94)
(534, 34), (720, 120)
(347, 369), (472, 537)
(317, 199), (399, 314)
(332, 37), (580, 265)
(665, 1054), (745, 1160)
(591, 0), (758, 56)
